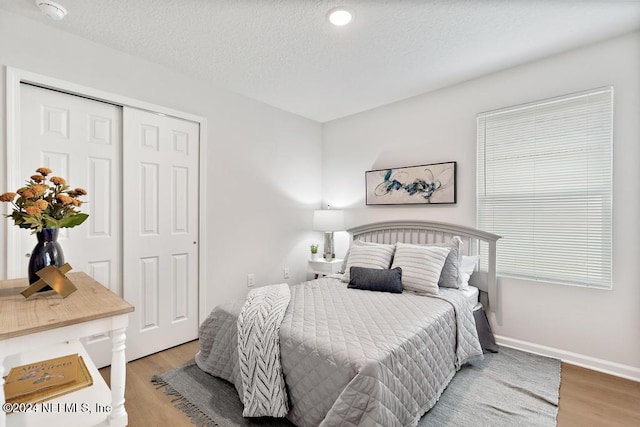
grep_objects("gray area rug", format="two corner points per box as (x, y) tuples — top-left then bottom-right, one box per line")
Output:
(151, 346), (560, 427)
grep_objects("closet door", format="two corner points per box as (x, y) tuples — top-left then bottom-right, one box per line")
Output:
(19, 84), (122, 289)
(19, 83), (122, 368)
(122, 107), (199, 361)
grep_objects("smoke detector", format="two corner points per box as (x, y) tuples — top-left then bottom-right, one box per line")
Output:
(35, 1), (68, 20)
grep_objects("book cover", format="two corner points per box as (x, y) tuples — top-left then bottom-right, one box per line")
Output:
(3, 353), (79, 399)
(6, 355), (93, 406)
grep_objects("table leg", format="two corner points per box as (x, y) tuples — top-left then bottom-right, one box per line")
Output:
(0, 356), (5, 427)
(108, 327), (127, 425)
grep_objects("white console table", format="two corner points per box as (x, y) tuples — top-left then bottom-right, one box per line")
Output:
(0, 272), (134, 427)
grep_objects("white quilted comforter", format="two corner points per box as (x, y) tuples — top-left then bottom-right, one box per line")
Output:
(195, 277), (482, 427)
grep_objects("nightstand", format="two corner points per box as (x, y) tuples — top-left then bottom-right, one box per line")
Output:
(0, 272), (134, 427)
(308, 258), (343, 278)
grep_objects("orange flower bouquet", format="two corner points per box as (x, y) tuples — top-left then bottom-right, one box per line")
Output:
(0, 167), (88, 233)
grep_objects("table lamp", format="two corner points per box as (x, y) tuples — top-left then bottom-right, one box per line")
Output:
(313, 208), (344, 261)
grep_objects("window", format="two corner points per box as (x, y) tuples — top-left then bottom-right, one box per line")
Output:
(477, 87), (612, 288)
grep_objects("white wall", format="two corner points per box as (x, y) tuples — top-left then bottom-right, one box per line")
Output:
(0, 10), (323, 312)
(323, 32), (640, 379)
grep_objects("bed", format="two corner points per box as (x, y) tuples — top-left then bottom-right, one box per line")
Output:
(196, 220), (500, 427)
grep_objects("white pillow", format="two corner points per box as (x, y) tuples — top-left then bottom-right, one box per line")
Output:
(391, 242), (450, 295)
(341, 242), (395, 283)
(460, 255), (480, 289)
(340, 240), (393, 273)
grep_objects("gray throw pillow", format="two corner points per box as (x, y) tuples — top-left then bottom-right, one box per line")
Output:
(423, 236), (463, 289)
(348, 266), (403, 293)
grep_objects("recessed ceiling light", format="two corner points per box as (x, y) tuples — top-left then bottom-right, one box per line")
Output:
(35, 0), (68, 21)
(327, 8), (353, 26)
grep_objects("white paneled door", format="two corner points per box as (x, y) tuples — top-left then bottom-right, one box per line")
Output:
(18, 84), (200, 365)
(122, 107), (199, 361)
(20, 83), (122, 367)
(20, 84), (122, 290)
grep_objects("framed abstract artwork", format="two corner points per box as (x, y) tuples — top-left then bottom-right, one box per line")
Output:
(365, 161), (457, 205)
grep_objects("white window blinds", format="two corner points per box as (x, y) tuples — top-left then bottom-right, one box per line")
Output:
(477, 87), (613, 288)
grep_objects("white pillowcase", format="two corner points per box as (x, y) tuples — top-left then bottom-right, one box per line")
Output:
(340, 240), (380, 273)
(459, 255), (480, 289)
(341, 242), (395, 283)
(391, 242), (450, 295)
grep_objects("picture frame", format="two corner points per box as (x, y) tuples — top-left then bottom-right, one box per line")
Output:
(365, 161), (457, 205)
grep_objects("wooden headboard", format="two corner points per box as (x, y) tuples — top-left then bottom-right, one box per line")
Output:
(348, 220), (502, 323)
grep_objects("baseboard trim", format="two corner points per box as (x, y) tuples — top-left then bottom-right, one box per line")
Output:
(494, 335), (640, 382)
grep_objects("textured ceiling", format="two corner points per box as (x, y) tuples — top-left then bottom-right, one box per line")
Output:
(1, 0), (639, 122)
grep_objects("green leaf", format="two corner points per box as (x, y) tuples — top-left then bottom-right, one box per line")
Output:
(43, 216), (61, 228)
(57, 213), (89, 228)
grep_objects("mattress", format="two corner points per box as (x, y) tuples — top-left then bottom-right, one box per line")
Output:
(196, 277), (483, 426)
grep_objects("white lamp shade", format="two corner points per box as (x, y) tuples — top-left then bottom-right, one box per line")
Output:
(313, 210), (344, 232)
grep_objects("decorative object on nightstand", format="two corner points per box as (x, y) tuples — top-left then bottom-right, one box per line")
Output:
(310, 244), (320, 260)
(21, 263), (77, 299)
(308, 258), (344, 278)
(27, 227), (65, 287)
(0, 167), (88, 290)
(3, 352), (93, 406)
(312, 206), (344, 261)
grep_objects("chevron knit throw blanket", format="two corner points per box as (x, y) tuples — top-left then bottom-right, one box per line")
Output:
(237, 283), (291, 418)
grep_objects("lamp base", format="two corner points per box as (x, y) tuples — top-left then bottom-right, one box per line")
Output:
(323, 232), (335, 262)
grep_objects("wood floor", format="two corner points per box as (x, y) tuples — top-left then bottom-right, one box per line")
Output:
(100, 340), (640, 426)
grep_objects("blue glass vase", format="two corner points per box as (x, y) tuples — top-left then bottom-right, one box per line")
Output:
(28, 228), (65, 289)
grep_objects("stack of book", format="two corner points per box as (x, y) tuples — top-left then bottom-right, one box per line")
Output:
(3, 353), (93, 405)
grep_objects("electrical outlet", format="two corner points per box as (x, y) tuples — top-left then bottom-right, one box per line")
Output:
(247, 273), (255, 287)
(283, 268), (290, 279)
